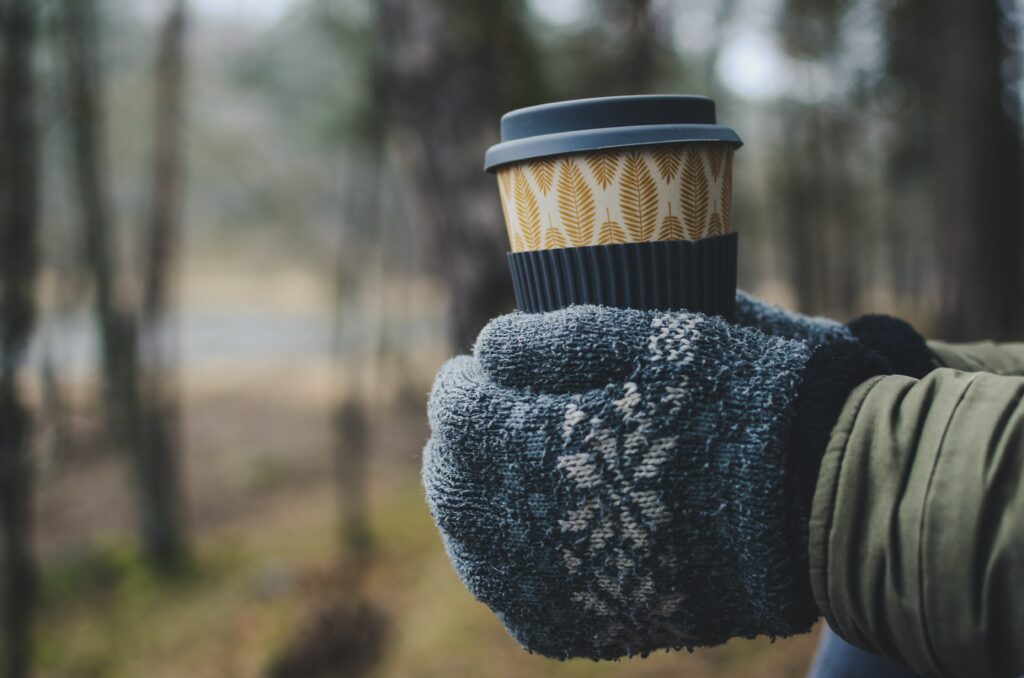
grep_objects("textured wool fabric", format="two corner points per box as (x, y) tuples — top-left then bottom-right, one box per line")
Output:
(734, 290), (853, 346)
(423, 306), (883, 659)
(847, 314), (937, 379)
(736, 291), (935, 379)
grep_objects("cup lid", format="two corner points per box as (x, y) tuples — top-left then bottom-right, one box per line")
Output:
(484, 95), (742, 172)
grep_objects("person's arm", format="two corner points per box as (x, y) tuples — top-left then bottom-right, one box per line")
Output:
(809, 368), (1024, 678)
(929, 340), (1024, 375)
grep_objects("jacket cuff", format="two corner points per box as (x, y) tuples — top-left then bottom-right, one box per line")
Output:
(846, 315), (937, 379)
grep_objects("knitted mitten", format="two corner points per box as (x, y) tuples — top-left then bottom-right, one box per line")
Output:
(735, 290), (935, 378)
(424, 306), (886, 660)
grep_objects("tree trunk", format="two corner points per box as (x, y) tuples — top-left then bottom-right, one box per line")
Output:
(781, 101), (828, 314)
(619, 0), (657, 92)
(332, 400), (371, 566)
(883, 0), (938, 309)
(137, 0), (189, 570)
(935, 0), (1024, 340)
(0, 0), (40, 674)
(60, 0), (188, 570)
(374, 0), (547, 352)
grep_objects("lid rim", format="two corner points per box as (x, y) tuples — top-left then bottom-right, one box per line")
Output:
(500, 94), (717, 140)
(484, 123), (742, 172)
(499, 94), (716, 122)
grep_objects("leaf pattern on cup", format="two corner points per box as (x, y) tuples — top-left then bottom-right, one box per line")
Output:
(531, 157), (556, 196)
(513, 166), (542, 251)
(709, 212), (724, 237)
(587, 153), (618, 190)
(652, 146), (682, 183)
(557, 159), (596, 246)
(620, 152), (658, 242)
(680, 149), (709, 240)
(721, 151), (733, 229)
(497, 143), (733, 251)
(497, 169), (516, 247)
(660, 203), (683, 241)
(598, 209), (626, 245)
(708, 145), (723, 181)
(545, 216), (568, 249)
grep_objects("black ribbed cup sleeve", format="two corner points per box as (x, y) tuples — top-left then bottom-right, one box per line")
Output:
(507, 234), (738, 320)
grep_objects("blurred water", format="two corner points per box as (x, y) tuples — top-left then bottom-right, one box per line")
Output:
(27, 308), (444, 379)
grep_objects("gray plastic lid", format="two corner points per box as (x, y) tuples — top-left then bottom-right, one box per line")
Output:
(484, 95), (742, 172)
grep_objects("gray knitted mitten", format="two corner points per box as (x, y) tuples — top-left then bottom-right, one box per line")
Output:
(735, 290), (936, 378)
(734, 290), (852, 345)
(424, 306), (885, 660)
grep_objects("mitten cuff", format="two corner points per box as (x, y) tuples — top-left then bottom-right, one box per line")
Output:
(791, 340), (888, 513)
(847, 314), (937, 379)
(786, 340), (888, 621)
(735, 290), (853, 346)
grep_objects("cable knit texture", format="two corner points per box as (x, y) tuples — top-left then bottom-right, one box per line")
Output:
(423, 306), (853, 660)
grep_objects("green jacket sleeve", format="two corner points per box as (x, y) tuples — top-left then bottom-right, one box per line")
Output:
(809, 368), (1024, 678)
(929, 340), (1024, 375)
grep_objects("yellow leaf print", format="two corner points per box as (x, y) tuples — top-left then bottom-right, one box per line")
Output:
(597, 209), (626, 245)
(659, 202), (683, 241)
(619, 152), (658, 241)
(499, 166), (513, 198)
(496, 171), (516, 248)
(556, 159), (596, 247)
(586, 153), (619, 190)
(709, 212), (724, 236)
(530, 157), (556, 195)
(721, 151), (733, 229)
(544, 216), (568, 249)
(680, 149), (709, 240)
(513, 166), (542, 251)
(652, 146), (682, 183)
(708, 144), (723, 180)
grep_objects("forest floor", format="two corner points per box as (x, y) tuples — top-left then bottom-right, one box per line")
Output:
(28, 267), (823, 676)
(31, 366), (822, 678)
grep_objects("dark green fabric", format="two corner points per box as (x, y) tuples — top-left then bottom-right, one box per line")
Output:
(809, 368), (1024, 678)
(929, 339), (1024, 375)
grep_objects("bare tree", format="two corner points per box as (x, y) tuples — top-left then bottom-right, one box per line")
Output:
(882, 0), (938, 308)
(547, 0), (676, 100)
(0, 0), (40, 674)
(934, 0), (1024, 339)
(374, 0), (548, 352)
(332, 399), (371, 565)
(594, 0), (660, 93)
(60, 0), (188, 570)
(776, 0), (870, 317)
(136, 0), (190, 570)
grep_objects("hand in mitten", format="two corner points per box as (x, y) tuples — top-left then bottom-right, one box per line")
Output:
(734, 290), (936, 378)
(423, 306), (885, 660)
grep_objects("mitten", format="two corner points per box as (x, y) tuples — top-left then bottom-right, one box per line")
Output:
(423, 306), (885, 659)
(735, 290), (935, 378)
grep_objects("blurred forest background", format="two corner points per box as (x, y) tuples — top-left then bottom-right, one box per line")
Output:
(1, 0), (1022, 676)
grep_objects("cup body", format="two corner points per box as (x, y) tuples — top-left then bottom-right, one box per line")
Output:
(496, 143), (733, 252)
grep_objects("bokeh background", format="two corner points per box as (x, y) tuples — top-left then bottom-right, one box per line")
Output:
(1, 0), (1023, 676)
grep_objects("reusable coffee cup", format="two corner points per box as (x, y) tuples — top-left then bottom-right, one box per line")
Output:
(485, 95), (742, 318)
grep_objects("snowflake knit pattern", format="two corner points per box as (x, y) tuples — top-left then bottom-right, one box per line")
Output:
(423, 306), (856, 660)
